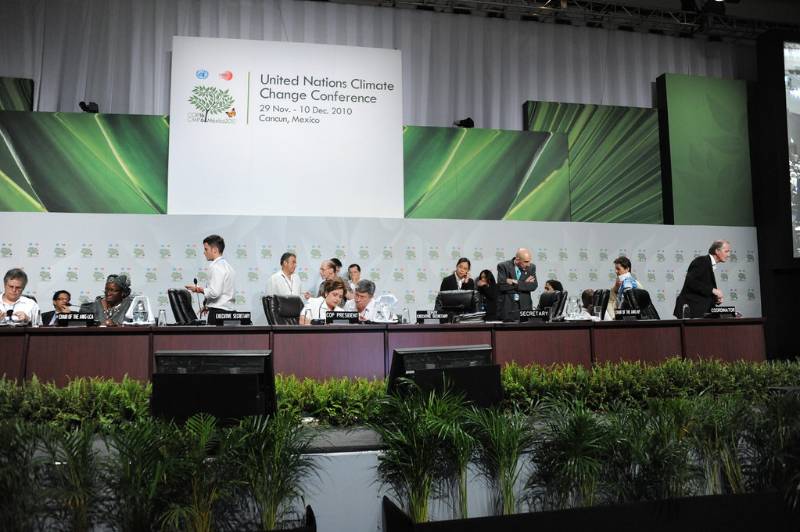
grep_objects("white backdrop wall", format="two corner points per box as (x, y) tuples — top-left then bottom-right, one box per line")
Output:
(0, 0), (755, 128)
(0, 212), (761, 323)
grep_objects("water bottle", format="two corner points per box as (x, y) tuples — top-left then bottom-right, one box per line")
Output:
(133, 300), (146, 324)
(681, 304), (691, 320)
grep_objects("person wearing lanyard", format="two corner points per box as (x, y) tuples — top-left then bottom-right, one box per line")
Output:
(268, 252), (303, 297)
(185, 234), (235, 325)
(300, 278), (345, 324)
(0, 268), (40, 324)
(496, 248), (538, 322)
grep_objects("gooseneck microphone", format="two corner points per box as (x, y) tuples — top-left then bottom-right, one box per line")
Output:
(193, 278), (203, 316)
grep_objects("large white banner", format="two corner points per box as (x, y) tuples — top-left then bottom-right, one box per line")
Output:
(0, 213), (761, 325)
(167, 36), (403, 218)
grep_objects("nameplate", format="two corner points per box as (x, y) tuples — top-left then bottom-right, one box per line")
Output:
(709, 306), (735, 314)
(520, 310), (549, 318)
(215, 312), (251, 326)
(57, 313), (95, 327)
(58, 313), (95, 321)
(709, 306), (736, 318)
(214, 312), (251, 321)
(615, 309), (641, 320)
(326, 311), (359, 324)
(416, 310), (449, 324)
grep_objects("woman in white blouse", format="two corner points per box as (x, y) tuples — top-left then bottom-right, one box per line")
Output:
(300, 277), (346, 324)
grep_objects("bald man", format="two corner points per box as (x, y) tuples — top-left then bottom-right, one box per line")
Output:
(497, 248), (538, 322)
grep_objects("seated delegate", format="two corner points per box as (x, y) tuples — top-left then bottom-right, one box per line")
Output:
(300, 278), (346, 324)
(476, 269), (499, 321)
(80, 274), (133, 327)
(42, 290), (73, 326)
(0, 268), (40, 324)
(344, 279), (377, 321)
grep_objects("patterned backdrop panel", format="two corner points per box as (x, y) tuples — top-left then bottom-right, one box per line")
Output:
(0, 212), (760, 324)
(523, 100), (662, 224)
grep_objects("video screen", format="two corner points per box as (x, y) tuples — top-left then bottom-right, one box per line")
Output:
(785, 42), (800, 257)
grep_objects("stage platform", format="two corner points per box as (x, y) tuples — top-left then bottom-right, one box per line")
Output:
(0, 319), (766, 385)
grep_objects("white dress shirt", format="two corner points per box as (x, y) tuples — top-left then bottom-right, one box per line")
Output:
(204, 256), (235, 310)
(0, 294), (40, 324)
(301, 296), (343, 320)
(268, 270), (303, 297)
(344, 298), (377, 321)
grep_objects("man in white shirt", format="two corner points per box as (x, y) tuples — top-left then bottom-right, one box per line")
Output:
(268, 252), (303, 297)
(344, 279), (377, 322)
(1, 268), (40, 324)
(186, 234), (235, 325)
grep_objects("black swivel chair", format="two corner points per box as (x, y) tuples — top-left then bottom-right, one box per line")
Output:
(262, 295), (276, 325)
(268, 295), (305, 325)
(537, 291), (559, 310)
(592, 289), (611, 316)
(168, 288), (200, 325)
(622, 288), (660, 320)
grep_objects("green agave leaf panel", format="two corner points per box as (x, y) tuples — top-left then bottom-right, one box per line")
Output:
(0, 112), (168, 213)
(524, 100), (663, 224)
(0, 78), (34, 111)
(404, 126), (570, 221)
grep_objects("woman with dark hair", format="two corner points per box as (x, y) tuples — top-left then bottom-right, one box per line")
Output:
(544, 279), (563, 293)
(476, 269), (499, 321)
(81, 274), (133, 326)
(300, 277), (345, 324)
(440, 257), (474, 291)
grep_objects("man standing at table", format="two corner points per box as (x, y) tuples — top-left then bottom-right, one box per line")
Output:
(186, 234), (235, 325)
(268, 252), (303, 297)
(497, 248), (538, 322)
(673, 240), (730, 319)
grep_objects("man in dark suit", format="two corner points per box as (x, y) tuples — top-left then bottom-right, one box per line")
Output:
(497, 248), (538, 321)
(41, 290), (72, 326)
(440, 257), (475, 291)
(673, 240), (730, 318)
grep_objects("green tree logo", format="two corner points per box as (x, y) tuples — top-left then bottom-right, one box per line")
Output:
(188, 85), (234, 122)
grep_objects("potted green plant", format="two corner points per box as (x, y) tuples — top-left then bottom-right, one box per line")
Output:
(0, 420), (39, 531)
(469, 407), (534, 516)
(158, 414), (236, 532)
(36, 422), (101, 531)
(527, 399), (610, 510)
(100, 418), (171, 531)
(227, 411), (318, 531)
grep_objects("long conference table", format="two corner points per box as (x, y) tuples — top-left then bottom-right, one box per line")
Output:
(0, 319), (766, 386)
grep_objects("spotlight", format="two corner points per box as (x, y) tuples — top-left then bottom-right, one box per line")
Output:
(79, 101), (99, 113)
(454, 117), (475, 128)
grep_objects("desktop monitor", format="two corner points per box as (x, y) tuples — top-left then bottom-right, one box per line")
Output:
(387, 344), (501, 407)
(151, 350), (276, 423)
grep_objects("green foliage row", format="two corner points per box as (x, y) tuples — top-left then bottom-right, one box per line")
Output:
(1, 358), (799, 429)
(373, 385), (800, 523)
(0, 411), (315, 531)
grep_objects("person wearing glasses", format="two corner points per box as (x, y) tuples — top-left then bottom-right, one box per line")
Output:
(42, 290), (73, 326)
(0, 268), (40, 324)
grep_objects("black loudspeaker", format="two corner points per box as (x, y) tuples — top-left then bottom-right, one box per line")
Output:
(388, 344), (502, 407)
(151, 350), (276, 423)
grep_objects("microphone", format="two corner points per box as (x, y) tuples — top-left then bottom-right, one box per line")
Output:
(193, 278), (202, 316)
(5, 309), (12, 323)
